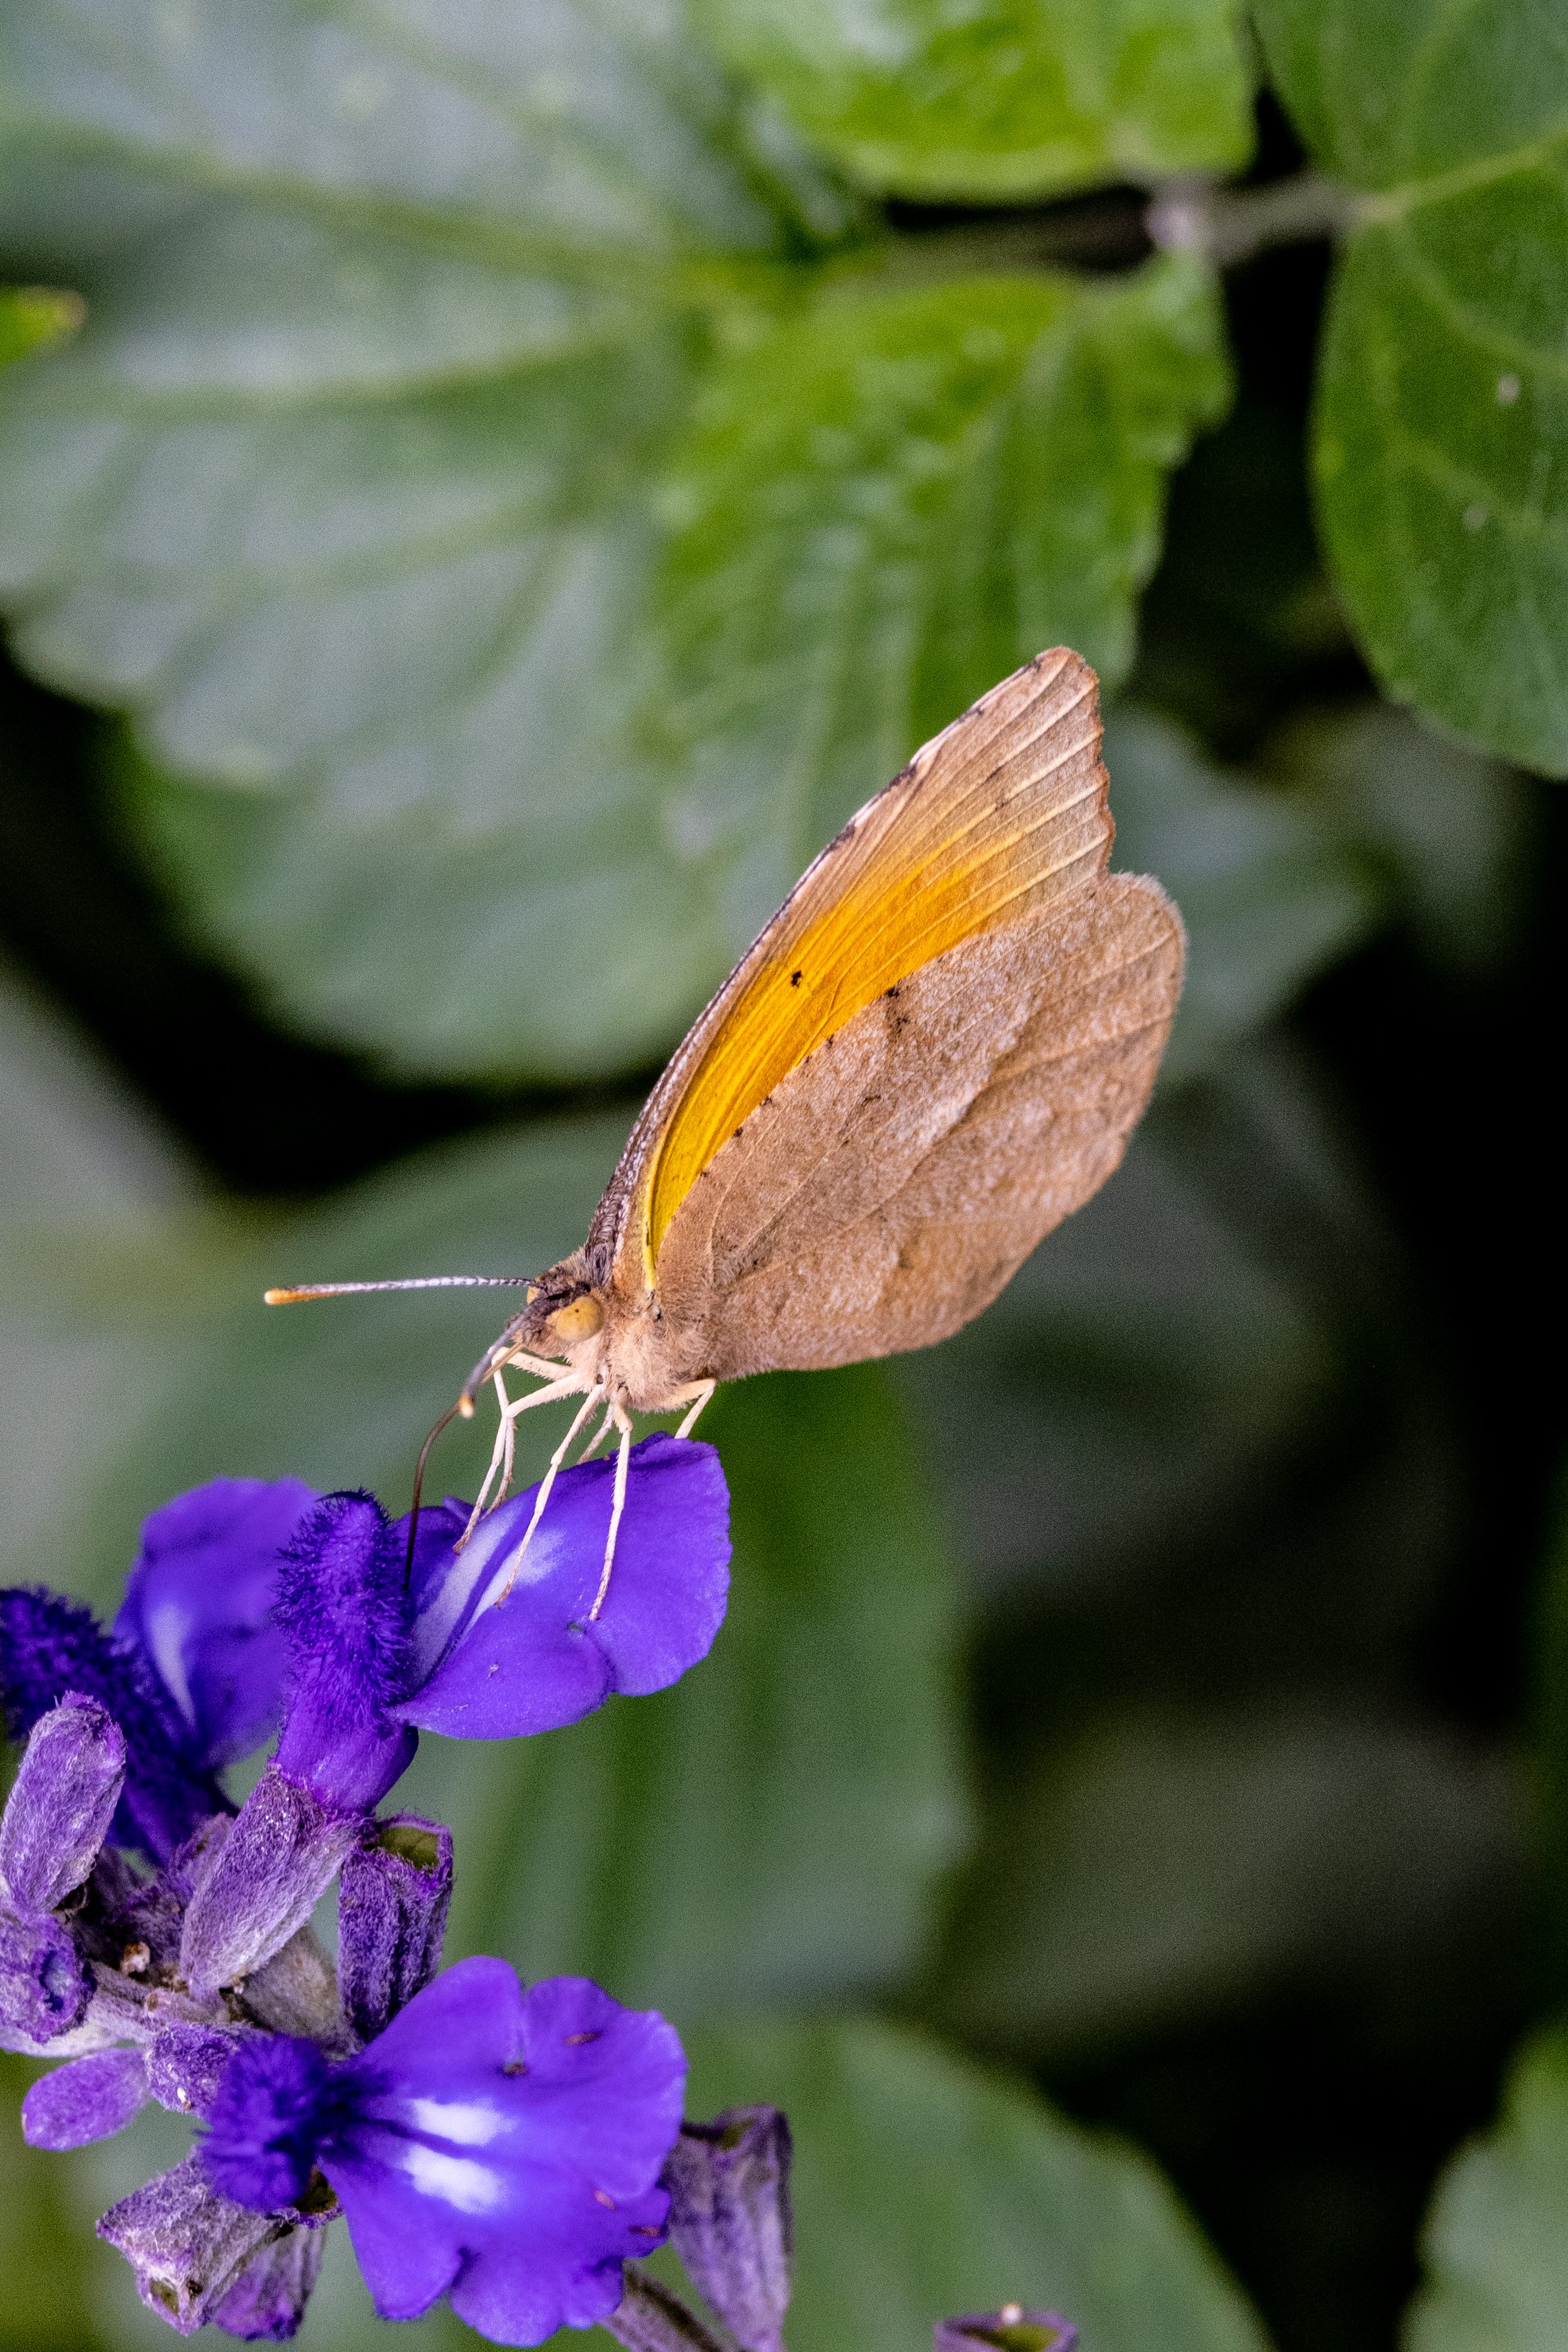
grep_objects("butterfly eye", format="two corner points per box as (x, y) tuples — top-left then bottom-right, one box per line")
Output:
(550, 1295), (604, 1343)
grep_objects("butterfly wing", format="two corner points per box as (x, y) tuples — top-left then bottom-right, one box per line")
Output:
(649, 874), (1183, 1376)
(591, 648), (1114, 1301)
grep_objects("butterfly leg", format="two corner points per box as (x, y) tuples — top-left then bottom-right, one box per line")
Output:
(587, 1404), (635, 1623)
(674, 1380), (716, 1440)
(576, 1397), (618, 1463)
(454, 1369), (586, 1549)
(490, 1378), (607, 1604)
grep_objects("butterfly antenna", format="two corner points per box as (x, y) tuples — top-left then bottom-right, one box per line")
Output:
(404, 1398), (466, 1588)
(265, 1275), (537, 1305)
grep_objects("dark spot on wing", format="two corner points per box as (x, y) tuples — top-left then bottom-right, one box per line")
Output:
(791, 970), (803, 986)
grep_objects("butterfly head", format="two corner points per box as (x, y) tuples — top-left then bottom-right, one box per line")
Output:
(460, 1253), (609, 1406)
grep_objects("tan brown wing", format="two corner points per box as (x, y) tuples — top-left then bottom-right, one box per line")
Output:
(648, 874), (1183, 1379)
(588, 649), (1111, 1298)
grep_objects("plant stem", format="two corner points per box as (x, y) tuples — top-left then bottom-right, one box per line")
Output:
(1146, 172), (1365, 265)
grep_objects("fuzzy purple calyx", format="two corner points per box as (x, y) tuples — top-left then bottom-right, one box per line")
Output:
(663, 2107), (793, 2352)
(97, 2153), (324, 2339)
(934, 2314), (1078, 2352)
(0, 1693), (126, 1918)
(209, 2223), (325, 2342)
(0, 1908), (92, 2050)
(147, 2020), (257, 2119)
(337, 1815), (452, 2044)
(202, 1957), (685, 2345)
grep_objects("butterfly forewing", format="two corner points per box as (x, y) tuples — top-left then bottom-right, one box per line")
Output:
(595, 649), (1113, 1296)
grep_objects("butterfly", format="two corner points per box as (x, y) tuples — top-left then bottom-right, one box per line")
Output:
(269, 648), (1184, 1609)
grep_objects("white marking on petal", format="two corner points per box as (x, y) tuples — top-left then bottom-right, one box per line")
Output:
(143, 1600), (197, 1728)
(404, 2098), (505, 2147)
(399, 2144), (506, 2214)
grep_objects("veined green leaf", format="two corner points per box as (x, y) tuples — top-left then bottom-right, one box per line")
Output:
(695, 0), (1253, 202)
(654, 256), (1230, 914)
(0, 2), (1229, 1082)
(1253, 0), (1568, 773)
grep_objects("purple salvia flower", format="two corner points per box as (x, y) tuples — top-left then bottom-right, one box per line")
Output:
(1, 1477), (313, 1863)
(336, 1815), (453, 2044)
(663, 2107), (793, 2352)
(180, 1440), (728, 1997)
(935, 2313), (1078, 2352)
(22, 2046), (150, 2149)
(0, 1589), (223, 1862)
(201, 1956), (685, 2345)
(395, 1435), (730, 1739)
(116, 1478), (312, 1768)
(178, 1491), (415, 1998)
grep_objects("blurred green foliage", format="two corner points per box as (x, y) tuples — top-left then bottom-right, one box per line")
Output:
(1, 2), (1566, 2351)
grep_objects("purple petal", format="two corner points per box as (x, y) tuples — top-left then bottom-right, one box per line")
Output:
(321, 1958), (685, 2341)
(272, 1493), (417, 1812)
(116, 1478), (314, 1771)
(394, 1436), (730, 1739)
(22, 2046), (149, 2148)
(0, 1694), (125, 1917)
(200, 2034), (332, 2212)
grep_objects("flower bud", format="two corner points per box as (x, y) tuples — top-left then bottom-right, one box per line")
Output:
(0, 1694), (125, 1918)
(338, 1814), (453, 2043)
(934, 2310), (1077, 2352)
(662, 2106), (792, 2352)
(177, 1767), (363, 1998)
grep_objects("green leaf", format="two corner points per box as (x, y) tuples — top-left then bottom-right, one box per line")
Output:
(694, 0), (1253, 202)
(655, 256), (1230, 899)
(1251, 0), (1568, 773)
(929, 1703), (1526, 2063)
(1405, 2023), (1568, 2352)
(1104, 708), (1377, 1078)
(677, 2015), (1271, 2352)
(0, 1), (1227, 1083)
